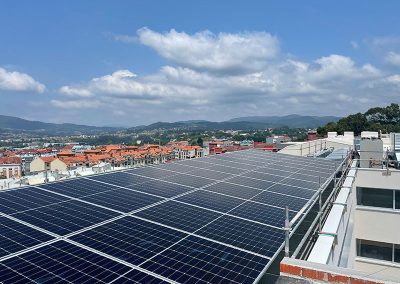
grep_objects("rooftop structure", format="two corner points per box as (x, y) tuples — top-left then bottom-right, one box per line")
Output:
(0, 149), (341, 283)
(279, 133), (400, 284)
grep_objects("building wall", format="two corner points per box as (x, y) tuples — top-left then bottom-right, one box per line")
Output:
(279, 139), (353, 156)
(352, 168), (400, 279)
(0, 164), (21, 178)
(29, 158), (45, 172)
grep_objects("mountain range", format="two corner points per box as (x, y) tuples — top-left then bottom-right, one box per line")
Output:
(129, 115), (341, 132)
(0, 115), (121, 135)
(0, 114), (341, 136)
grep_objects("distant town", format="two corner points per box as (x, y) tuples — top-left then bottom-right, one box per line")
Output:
(1, 126), (318, 189)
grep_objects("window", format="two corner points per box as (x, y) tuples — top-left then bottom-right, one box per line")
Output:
(396, 191), (400, 210)
(395, 245), (400, 263)
(357, 239), (393, 262)
(357, 187), (394, 209)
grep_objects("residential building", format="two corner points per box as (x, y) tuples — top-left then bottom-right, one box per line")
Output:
(0, 157), (22, 179)
(30, 156), (67, 172)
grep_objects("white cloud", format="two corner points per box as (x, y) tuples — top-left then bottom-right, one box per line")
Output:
(137, 27), (279, 74)
(385, 51), (400, 67)
(114, 34), (136, 44)
(384, 74), (400, 86)
(0, 68), (45, 93)
(53, 28), (400, 121)
(59, 86), (93, 97)
(51, 99), (103, 109)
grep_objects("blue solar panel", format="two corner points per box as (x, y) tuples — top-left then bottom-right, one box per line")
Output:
(266, 183), (316, 199)
(127, 168), (177, 179)
(243, 171), (286, 183)
(0, 217), (53, 258)
(162, 174), (216, 188)
(133, 180), (193, 198)
(140, 235), (269, 284)
(134, 201), (222, 232)
(204, 182), (263, 199)
(157, 162), (198, 173)
(185, 168), (235, 180)
(0, 149), (339, 283)
(80, 188), (163, 213)
(0, 187), (69, 215)
(87, 171), (154, 187)
(229, 201), (297, 227)
(113, 269), (169, 284)
(0, 241), (131, 283)
(38, 178), (118, 198)
(196, 216), (284, 257)
(71, 217), (187, 265)
(12, 200), (119, 235)
(279, 178), (320, 190)
(206, 164), (244, 174)
(250, 190), (309, 212)
(176, 190), (244, 213)
(227, 176), (275, 190)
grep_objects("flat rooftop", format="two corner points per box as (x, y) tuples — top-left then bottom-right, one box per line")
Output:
(0, 149), (340, 283)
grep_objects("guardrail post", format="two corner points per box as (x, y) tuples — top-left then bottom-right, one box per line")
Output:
(284, 206), (290, 257)
(318, 192), (322, 232)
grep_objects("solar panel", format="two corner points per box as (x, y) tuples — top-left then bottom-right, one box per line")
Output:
(204, 182), (263, 199)
(229, 201), (297, 227)
(87, 171), (154, 187)
(227, 176), (276, 190)
(80, 188), (163, 213)
(113, 269), (170, 284)
(141, 235), (269, 284)
(133, 179), (194, 198)
(278, 178), (320, 191)
(176, 190), (244, 213)
(161, 174), (216, 188)
(243, 171), (286, 183)
(127, 167), (178, 179)
(38, 178), (117, 198)
(0, 187), (69, 215)
(70, 217), (187, 265)
(196, 215), (284, 257)
(250, 190), (309, 212)
(266, 183), (316, 199)
(0, 241), (131, 283)
(12, 200), (119, 235)
(134, 201), (222, 232)
(0, 149), (341, 283)
(0, 217), (53, 258)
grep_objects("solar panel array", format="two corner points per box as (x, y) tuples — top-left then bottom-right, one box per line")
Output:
(0, 149), (339, 283)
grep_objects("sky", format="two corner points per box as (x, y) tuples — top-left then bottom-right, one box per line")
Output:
(0, 1), (400, 127)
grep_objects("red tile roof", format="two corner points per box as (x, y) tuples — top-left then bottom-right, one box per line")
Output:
(0, 157), (21, 164)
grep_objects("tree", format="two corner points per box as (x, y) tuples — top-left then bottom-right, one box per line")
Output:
(317, 103), (400, 135)
(196, 137), (203, 147)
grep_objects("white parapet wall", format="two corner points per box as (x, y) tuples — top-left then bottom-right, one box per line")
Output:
(307, 162), (357, 266)
(279, 138), (353, 157)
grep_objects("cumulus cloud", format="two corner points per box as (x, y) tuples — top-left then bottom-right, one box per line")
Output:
(59, 86), (93, 97)
(385, 51), (400, 66)
(137, 27), (279, 74)
(0, 67), (45, 93)
(51, 99), (103, 109)
(53, 28), (400, 121)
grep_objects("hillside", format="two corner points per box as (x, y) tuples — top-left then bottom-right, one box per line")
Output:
(228, 115), (340, 127)
(129, 115), (340, 132)
(317, 103), (400, 135)
(0, 115), (121, 135)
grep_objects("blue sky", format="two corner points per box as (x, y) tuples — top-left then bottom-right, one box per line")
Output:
(1, 1), (400, 126)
